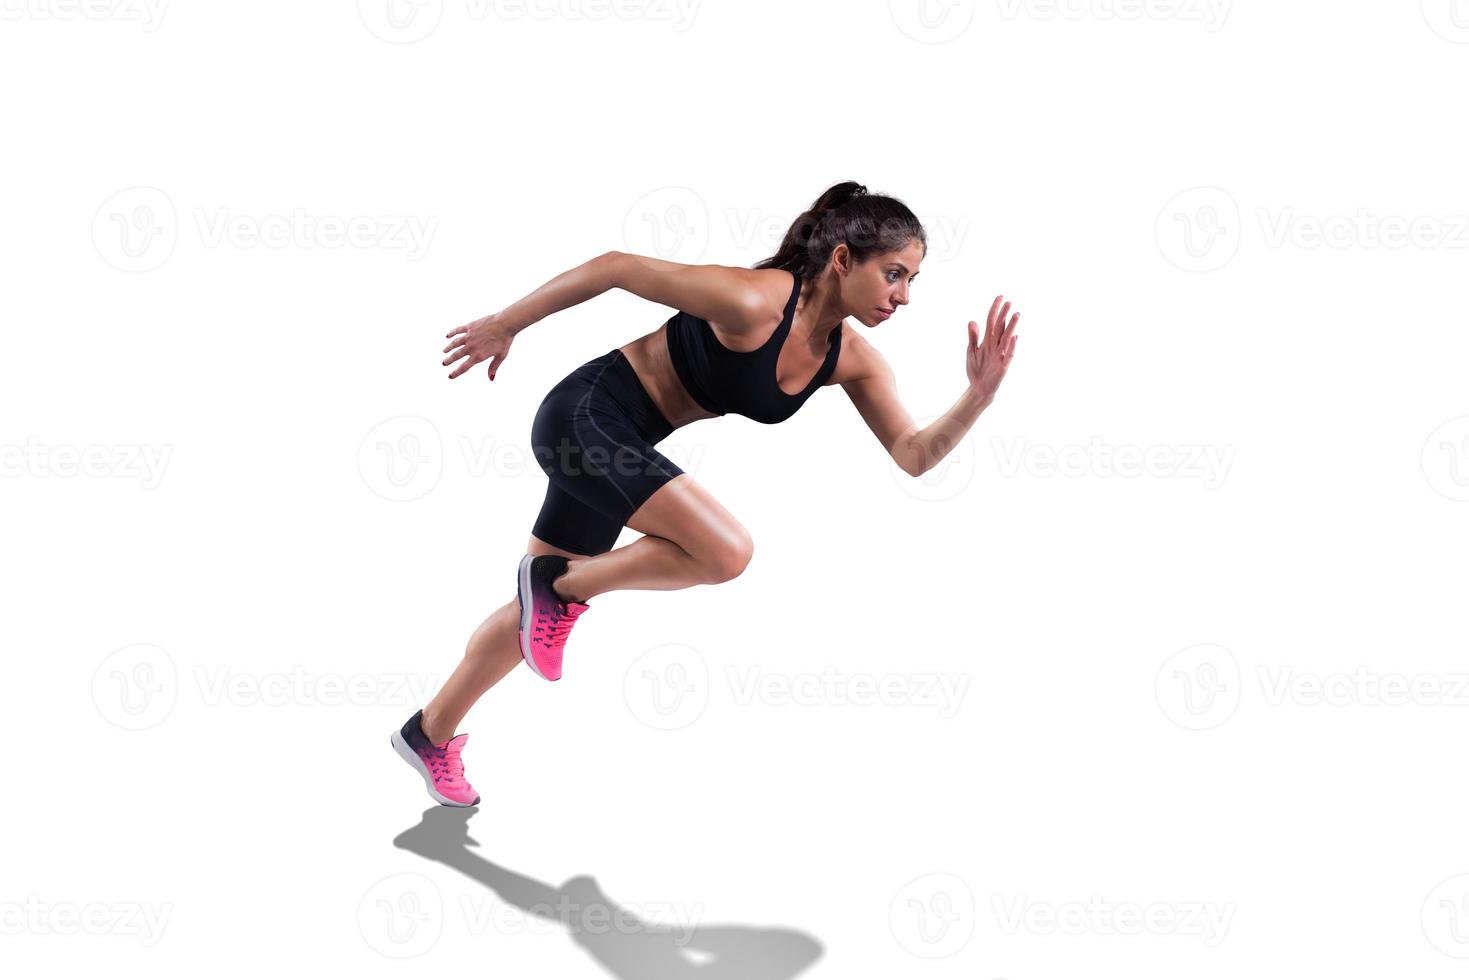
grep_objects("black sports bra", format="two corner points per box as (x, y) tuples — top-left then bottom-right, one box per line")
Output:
(663, 270), (843, 425)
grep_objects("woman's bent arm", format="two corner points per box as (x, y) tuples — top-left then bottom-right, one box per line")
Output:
(842, 296), (1019, 475)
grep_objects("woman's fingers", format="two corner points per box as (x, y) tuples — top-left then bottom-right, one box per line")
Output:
(999, 312), (1017, 346)
(445, 346), (483, 374)
(445, 324), (468, 339)
(443, 337), (466, 355)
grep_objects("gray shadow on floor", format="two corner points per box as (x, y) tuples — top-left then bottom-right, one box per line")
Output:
(393, 806), (823, 979)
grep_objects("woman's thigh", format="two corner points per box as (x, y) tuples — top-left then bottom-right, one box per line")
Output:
(624, 472), (753, 568)
(529, 353), (685, 556)
(528, 349), (746, 566)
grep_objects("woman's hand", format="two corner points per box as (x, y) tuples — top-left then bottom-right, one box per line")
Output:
(966, 295), (1020, 404)
(443, 312), (515, 381)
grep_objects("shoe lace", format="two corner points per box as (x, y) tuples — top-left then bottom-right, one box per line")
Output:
(428, 744), (466, 785)
(537, 603), (578, 647)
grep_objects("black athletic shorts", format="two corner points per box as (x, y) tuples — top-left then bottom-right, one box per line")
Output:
(529, 348), (684, 555)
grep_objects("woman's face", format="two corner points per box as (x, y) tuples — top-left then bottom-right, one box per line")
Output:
(843, 240), (924, 327)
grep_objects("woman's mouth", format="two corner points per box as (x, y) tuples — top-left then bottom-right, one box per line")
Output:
(876, 308), (893, 321)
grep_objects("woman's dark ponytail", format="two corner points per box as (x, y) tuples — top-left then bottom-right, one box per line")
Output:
(755, 181), (924, 281)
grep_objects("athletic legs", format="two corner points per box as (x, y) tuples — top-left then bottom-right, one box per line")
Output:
(419, 473), (751, 744)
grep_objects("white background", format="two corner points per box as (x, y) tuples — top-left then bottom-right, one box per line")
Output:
(3, 1), (1468, 977)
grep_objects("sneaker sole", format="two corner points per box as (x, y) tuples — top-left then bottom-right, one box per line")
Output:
(517, 554), (558, 681)
(390, 729), (479, 808)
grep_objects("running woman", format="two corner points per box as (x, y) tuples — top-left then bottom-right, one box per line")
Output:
(391, 182), (1020, 806)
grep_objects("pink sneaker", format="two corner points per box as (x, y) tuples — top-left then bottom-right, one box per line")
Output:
(517, 553), (590, 682)
(390, 709), (481, 807)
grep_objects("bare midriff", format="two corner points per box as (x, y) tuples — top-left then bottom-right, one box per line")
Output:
(617, 323), (720, 430)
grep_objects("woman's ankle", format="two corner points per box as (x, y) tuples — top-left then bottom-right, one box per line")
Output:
(554, 560), (590, 604)
(420, 708), (452, 745)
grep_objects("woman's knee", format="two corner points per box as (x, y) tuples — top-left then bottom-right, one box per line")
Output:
(701, 526), (754, 583)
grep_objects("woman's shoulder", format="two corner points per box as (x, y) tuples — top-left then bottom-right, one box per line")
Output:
(826, 320), (878, 386)
(745, 267), (799, 320)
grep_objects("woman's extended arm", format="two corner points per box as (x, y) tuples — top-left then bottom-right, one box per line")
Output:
(442, 251), (621, 381)
(442, 251), (761, 381)
(843, 295), (1020, 477)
